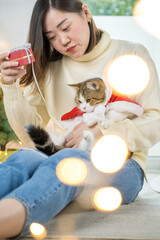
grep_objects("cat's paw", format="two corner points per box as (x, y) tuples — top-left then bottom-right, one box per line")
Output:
(79, 130), (95, 151)
(100, 120), (113, 128)
(56, 136), (66, 146)
(83, 113), (96, 126)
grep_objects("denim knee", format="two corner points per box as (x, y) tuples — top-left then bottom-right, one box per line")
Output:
(109, 159), (144, 204)
(0, 149), (47, 200)
(39, 148), (91, 169)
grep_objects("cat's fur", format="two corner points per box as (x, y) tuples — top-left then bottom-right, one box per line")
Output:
(25, 77), (107, 155)
(25, 76), (143, 155)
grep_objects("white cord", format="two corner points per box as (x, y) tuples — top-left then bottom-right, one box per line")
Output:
(10, 43), (46, 105)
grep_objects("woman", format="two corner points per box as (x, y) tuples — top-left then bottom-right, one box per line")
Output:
(0, 0), (160, 238)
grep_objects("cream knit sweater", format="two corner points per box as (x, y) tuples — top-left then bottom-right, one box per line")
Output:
(1, 31), (160, 170)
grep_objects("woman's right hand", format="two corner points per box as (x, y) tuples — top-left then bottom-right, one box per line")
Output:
(0, 52), (26, 85)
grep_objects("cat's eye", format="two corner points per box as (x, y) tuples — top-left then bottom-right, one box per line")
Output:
(78, 100), (82, 103)
(86, 99), (90, 103)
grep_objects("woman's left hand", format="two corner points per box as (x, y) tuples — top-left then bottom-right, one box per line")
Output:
(65, 122), (103, 148)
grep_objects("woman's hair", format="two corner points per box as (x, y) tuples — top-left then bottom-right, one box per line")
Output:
(20, 0), (102, 86)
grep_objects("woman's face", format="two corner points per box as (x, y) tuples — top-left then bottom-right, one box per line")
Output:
(43, 7), (91, 59)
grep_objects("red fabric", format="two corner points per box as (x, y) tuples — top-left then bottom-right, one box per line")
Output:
(61, 107), (85, 120)
(107, 93), (141, 106)
(9, 48), (35, 66)
(61, 94), (142, 121)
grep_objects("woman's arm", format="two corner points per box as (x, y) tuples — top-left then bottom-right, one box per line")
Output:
(0, 52), (50, 146)
(1, 81), (50, 146)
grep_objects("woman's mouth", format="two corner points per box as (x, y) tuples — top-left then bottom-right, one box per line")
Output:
(67, 46), (76, 53)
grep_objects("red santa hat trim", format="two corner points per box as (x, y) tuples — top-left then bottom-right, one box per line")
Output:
(107, 94), (144, 116)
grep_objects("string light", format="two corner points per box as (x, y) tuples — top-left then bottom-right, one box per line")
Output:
(103, 54), (150, 95)
(93, 187), (122, 212)
(4, 149), (8, 156)
(91, 135), (128, 173)
(30, 223), (47, 240)
(56, 158), (88, 185)
(133, 0), (160, 39)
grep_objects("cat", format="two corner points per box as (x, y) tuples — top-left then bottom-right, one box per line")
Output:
(25, 76), (143, 155)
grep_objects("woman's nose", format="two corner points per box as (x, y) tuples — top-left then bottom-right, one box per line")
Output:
(60, 35), (71, 46)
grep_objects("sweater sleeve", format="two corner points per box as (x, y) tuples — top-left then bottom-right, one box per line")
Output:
(99, 44), (160, 153)
(0, 80), (50, 146)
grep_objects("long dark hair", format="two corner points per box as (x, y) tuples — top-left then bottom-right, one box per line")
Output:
(20, 0), (102, 87)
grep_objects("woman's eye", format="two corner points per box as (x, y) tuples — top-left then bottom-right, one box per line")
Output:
(49, 36), (56, 41)
(86, 99), (90, 103)
(63, 26), (70, 32)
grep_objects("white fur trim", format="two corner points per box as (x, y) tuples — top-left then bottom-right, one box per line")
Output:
(108, 101), (144, 116)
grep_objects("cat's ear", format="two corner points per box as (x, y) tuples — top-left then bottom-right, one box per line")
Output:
(68, 83), (80, 92)
(87, 81), (100, 90)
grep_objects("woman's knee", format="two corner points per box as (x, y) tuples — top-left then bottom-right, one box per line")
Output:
(38, 148), (90, 172)
(47, 148), (90, 164)
(6, 149), (46, 165)
(110, 159), (144, 204)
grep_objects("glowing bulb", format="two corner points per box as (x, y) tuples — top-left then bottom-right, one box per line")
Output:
(30, 223), (47, 239)
(91, 135), (128, 173)
(19, 141), (22, 145)
(56, 158), (88, 185)
(4, 150), (8, 156)
(0, 151), (2, 155)
(133, 0), (160, 39)
(104, 55), (150, 95)
(93, 187), (122, 211)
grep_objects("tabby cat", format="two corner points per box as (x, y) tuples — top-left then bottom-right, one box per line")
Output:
(25, 76), (143, 155)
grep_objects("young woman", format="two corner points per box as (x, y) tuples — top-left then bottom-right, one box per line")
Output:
(0, 0), (160, 238)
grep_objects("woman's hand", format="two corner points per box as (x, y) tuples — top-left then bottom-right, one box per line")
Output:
(65, 122), (103, 148)
(0, 52), (26, 85)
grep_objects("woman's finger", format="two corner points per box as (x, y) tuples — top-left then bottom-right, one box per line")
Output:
(1, 61), (19, 70)
(2, 68), (26, 77)
(0, 52), (9, 63)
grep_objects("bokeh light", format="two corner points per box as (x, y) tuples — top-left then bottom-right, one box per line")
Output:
(56, 158), (88, 185)
(103, 54), (150, 95)
(30, 223), (47, 240)
(133, 0), (160, 39)
(4, 149), (8, 156)
(91, 135), (128, 173)
(93, 187), (122, 211)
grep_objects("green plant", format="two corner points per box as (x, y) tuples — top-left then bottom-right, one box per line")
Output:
(84, 0), (137, 16)
(0, 87), (18, 150)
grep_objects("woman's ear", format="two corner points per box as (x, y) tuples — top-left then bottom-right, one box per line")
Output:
(82, 4), (92, 21)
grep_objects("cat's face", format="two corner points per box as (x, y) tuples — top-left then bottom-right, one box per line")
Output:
(69, 77), (106, 113)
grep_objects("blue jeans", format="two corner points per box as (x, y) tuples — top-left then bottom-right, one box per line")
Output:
(0, 148), (144, 237)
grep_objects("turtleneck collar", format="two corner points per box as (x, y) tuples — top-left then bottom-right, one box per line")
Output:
(69, 31), (111, 62)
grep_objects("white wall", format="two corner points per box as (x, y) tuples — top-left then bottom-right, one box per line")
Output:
(0, 1), (160, 157)
(94, 16), (160, 80)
